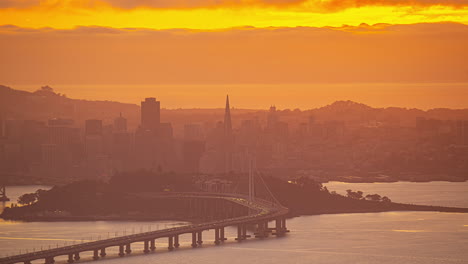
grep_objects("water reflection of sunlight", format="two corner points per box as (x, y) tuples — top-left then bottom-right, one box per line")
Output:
(0, 220), (21, 225)
(392, 230), (427, 233)
(0, 236), (76, 241)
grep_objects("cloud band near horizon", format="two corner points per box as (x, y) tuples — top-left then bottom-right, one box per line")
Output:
(1, 23), (467, 85)
(0, 0), (467, 10)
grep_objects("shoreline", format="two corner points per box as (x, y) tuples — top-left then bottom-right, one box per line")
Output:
(4, 179), (468, 188)
(321, 179), (468, 184)
(3, 203), (467, 223)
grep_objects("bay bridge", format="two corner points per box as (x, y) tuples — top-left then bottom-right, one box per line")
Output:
(0, 172), (290, 264)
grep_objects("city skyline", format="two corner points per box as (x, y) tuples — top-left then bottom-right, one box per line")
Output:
(1, 85), (467, 185)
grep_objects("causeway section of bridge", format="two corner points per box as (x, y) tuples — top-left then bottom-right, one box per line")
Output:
(0, 192), (289, 264)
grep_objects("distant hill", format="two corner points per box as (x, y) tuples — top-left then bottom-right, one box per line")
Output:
(0, 85), (141, 129)
(1, 85), (467, 131)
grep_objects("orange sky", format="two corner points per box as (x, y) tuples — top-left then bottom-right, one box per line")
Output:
(0, 0), (467, 108)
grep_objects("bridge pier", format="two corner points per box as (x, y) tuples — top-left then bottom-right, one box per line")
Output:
(174, 234), (180, 248)
(24, 261), (32, 264)
(93, 249), (99, 260)
(74, 253), (80, 261)
(273, 218), (289, 236)
(45, 257), (55, 264)
(168, 236), (174, 251)
(197, 231), (203, 245)
(125, 243), (132, 254)
(236, 225), (243, 241)
(220, 226), (226, 241)
(236, 224), (249, 241)
(67, 254), (74, 263)
(274, 218), (282, 236)
(255, 221), (269, 238)
(100, 248), (106, 257)
(191, 232), (198, 247)
(144, 240), (150, 253)
(242, 224), (249, 239)
(214, 228), (220, 245)
(118, 245), (125, 257)
(150, 239), (156, 251)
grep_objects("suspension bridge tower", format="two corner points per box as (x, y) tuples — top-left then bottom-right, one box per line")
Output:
(0, 185), (10, 202)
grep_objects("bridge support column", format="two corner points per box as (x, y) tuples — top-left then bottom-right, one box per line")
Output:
(125, 243), (132, 254)
(220, 226), (226, 241)
(197, 231), (203, 245)
(67, 254), (74, 263)
(282, 218), (288, 232)
(214, 228), (220, 245)
(74, 253), (80, 261)
(24, 261), (32, 264)
(255, 221), (269, 238)
(236, 225), (243, 241)
(274, 218), (289, 236)
(45, 257), (55, 264)
(191, 232), (198, 248)
(100, 248), (106, 257)
(242, 224), (248, 239)
(118, 245), (125, 257)
(144, 240), (150, 253)
(93, 249), (99, 260)
(174, 235), (180, 248)
(150, 239), (156, 251)
(168, 236), (174, 251)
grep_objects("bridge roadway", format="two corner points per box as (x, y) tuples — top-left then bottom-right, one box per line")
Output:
(0, 192), (289, 264)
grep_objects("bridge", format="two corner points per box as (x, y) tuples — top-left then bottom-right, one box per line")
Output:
(0, 185), (9, 202)
(0, 172), (290, 264)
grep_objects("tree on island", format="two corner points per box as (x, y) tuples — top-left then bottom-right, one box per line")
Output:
(346, 189), (364, 200)
(17, 193), (37, 205)
(365, 194), (382, 201)
(381, 196), (392, 203)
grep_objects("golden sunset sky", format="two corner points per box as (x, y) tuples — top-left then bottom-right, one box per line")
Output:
(1, 0), (467, 29)
(0, 0), (467, 109)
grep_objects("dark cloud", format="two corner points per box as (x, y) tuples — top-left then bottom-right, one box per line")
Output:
(322, 0), (468, 11)
(0, 0), (40, 8)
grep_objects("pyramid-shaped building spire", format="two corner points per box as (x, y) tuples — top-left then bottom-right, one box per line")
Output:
(224, 95), (232, 135)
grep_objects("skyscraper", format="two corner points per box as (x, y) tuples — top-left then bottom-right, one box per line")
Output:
(114, 113), (127, 133)
(85, 120), (102, 136)
(267, 106), (278, 131)
(141, 97), (160, 132)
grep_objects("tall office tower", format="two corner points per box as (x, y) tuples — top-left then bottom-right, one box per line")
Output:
(85, 119), (103, 136)
(85, 119), (103, 161)
(141, 97), (160, 132)
(267, 106), (278, 131)
(184, 124), (203, 141)
(114, 113), (127, 133)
